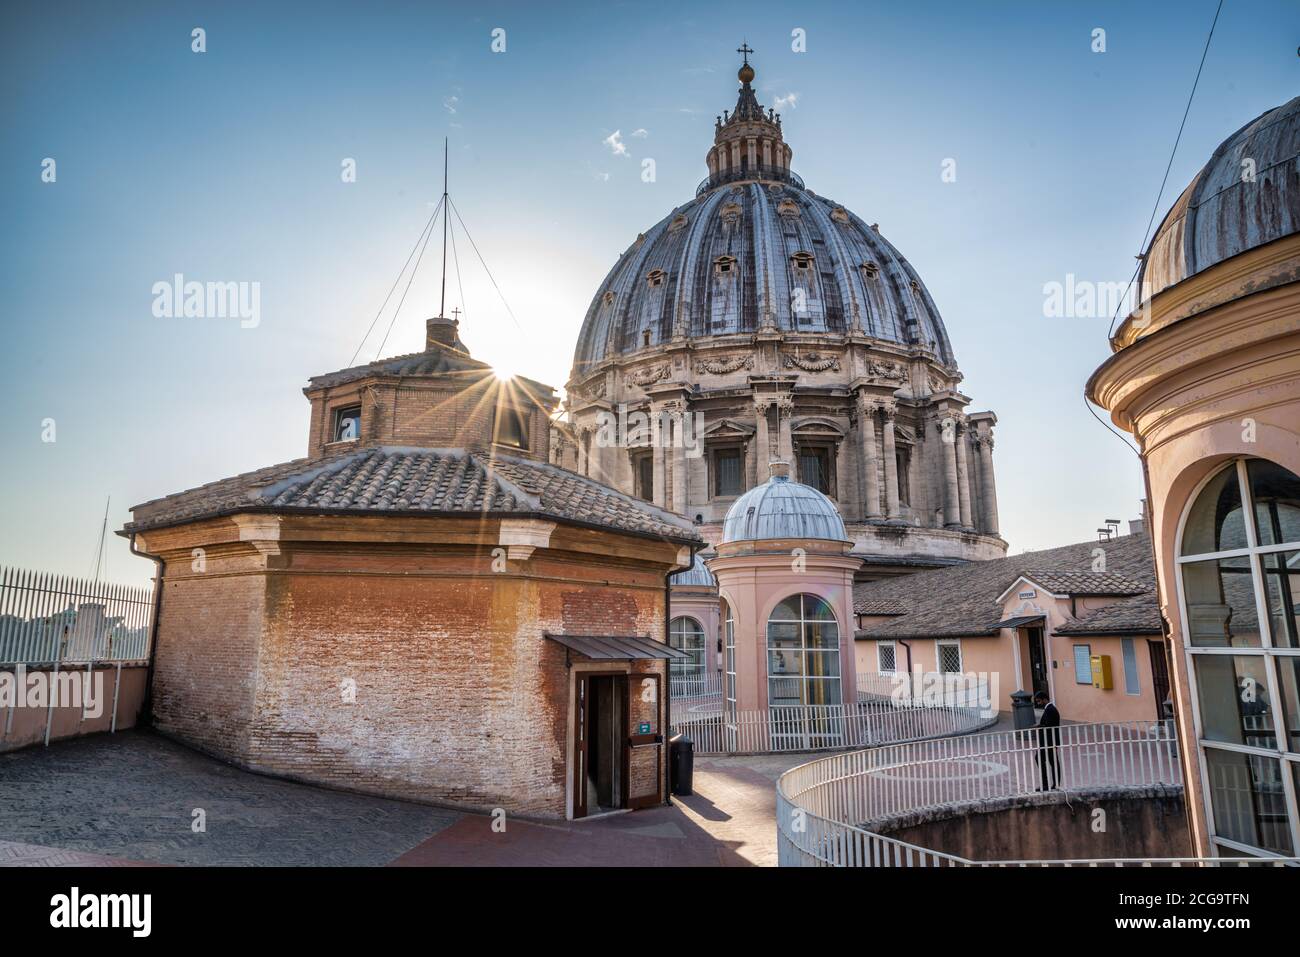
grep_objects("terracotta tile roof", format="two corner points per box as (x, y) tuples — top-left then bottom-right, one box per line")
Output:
(853, 532), (1155, 640)
(123, 446), (701, 545)
(1055, 593), (1164, 636)
(305, 347), (554, 402)
(853, 596), (911, 616)
(1020, 570), (1146, 596)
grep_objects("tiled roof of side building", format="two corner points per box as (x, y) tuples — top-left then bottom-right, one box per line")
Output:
(853, 532), (1155, 640)
(1055, 593), (1164, 637)
(123, 446), (702, 545)
(305, 346), (556, 402)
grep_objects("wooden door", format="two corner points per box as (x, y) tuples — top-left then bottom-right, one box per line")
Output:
(572, 673), (590, 819)
(1148, 639), (1172, 721)
(624, 672), (664, 810)
(1027, 627), (1049, 697)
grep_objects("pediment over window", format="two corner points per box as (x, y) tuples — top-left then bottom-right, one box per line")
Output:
(704, 418), (756, 439)
(791, 416), (845, 437)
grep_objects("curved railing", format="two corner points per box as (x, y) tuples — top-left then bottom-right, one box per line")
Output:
(696, 165), (804, 196)
(671, 672), (994, 756)
(776, 720), (1292, 866)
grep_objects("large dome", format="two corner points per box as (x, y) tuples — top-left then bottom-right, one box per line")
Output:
(571, 182), (955, 375)
(721, 473), (848, 544)
(1139, 95), (1300, 303)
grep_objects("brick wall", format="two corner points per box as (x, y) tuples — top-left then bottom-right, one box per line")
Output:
(147, 535), (671, 819)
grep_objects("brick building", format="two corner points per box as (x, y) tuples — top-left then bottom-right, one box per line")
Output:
(122, 316), (702, 819)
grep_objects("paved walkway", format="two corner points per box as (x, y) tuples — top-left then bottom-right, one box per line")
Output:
(0, 731), (811, 867)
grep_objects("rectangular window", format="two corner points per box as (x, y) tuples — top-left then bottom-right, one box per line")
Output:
(877, 642), (896, 673)
(635, 455), (654, 502)
(937, 641), (962, 674)
(714, 448), (742, 497)
(1072, 644), (1092, 684)
(333, 405), (361, 443)
(1121, 638), (1140, 695)
(798, 448), (830, 494)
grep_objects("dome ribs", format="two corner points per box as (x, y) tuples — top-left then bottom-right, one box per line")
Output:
(570, 181), (959, 367)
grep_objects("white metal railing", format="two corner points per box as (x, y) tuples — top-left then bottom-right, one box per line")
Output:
(776, 719), (1295, 867)
(0, 566), (153, 666)
(671, 673), (993, 755)
(669, 671), (724, 700)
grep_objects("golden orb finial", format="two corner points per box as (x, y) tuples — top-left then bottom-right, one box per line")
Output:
(736, 41), (754, 84)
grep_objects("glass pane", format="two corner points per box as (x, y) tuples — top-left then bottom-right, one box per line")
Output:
(768, 649), (802, 676)
(716, 451), (742, 497)
(806, 651), (841, 678)
(1203, 749), (1294, 855)
(766, 622), (799, 645)
(804, 595), (837, 622)
(1277, 657), (1300, 754)
(770, 596), (802, 621)
(805, 621), (839, 649)
(878, 645), (896, 671)
(804, 678), (841, 707)
(1261, 550), (1300, 649)
(799, 452), (825, 492)
(1180, 556), (1262, 648)
(768, 676), (802, 707)
(1248, 459), (1300, 547)
(1193, 655), (1277, 749)
(1182, 464), (1247, 556)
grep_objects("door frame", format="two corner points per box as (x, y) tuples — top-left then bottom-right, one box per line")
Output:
(625, 671), (664, 811)
(572, 670), (632, 819)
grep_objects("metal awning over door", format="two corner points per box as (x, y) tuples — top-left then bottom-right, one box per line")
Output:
(544, 634), (690, 660)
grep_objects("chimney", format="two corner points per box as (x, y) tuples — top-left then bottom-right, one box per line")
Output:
(769, 460), (791, 481)
(426, 315), (460, 351)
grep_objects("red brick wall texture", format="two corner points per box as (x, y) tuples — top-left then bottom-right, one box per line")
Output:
(148, 542), (670, 818)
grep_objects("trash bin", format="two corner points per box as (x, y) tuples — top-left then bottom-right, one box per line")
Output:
(669, 734), (694, 796)
(1010, 689), (1036, 730)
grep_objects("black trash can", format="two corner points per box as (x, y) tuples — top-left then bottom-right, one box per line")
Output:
(669, 734), (694, 796)
(1010, 689), (1036, 730)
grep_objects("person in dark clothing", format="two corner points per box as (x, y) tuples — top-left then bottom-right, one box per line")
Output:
(1033, 690), (1061, 790)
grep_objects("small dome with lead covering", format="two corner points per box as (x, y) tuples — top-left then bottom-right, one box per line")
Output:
(721, 464), (848, 543)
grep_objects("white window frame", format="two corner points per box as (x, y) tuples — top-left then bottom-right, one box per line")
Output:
(1121, 638), (1141, 695)
(1174, 457), (1300, 859)
(1072, 643), (1093, 685)
(936, 640), (962, 674)
(877, 640), (897, 674)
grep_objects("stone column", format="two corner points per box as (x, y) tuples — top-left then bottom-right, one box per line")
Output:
(576, 428), (589, 477)
(777, 396), (794, 465)
(977, 433), (1000, 535)
(753, 397), (771, 484)
(939, 415), (961, 527)
(858, 396), (883, 519)
(881, 401), (901, 519)
(671, 406), (687, 515)
(651, 407), (667, 507)
(954, 417), (973, 529)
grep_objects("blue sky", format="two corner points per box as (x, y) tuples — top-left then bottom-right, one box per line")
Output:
(3, 0), (1297, 586)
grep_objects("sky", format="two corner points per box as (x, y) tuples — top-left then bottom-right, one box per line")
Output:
(2, 0), (1297, 587)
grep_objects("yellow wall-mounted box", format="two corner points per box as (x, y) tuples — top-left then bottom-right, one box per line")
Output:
(1091, 654), (1113, 690)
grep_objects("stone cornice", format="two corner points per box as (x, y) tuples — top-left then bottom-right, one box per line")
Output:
(1090, 279), (1300, 438)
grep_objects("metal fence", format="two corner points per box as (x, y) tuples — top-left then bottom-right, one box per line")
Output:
(671, 672), (993, 755)
(776, 719), (1294, 867)
(0, 566), (153, 665)
(668, 672), (723, 700)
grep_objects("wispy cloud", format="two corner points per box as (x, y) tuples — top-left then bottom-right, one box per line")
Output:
(630, 128), (649, 139)
(603, 130), (629, 157)
(773, 92), (799, 111)
(442, 95), (460, 114)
